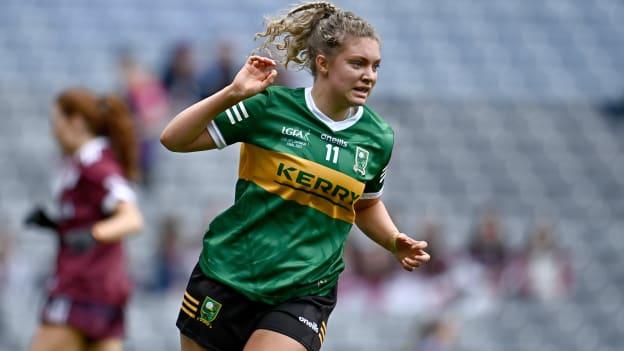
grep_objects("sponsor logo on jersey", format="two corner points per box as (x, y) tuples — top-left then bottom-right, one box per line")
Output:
(353, 146), (369, 176)
(276, 162), (361, 206)
(321, 133), (348, 148)
(198, 295), (222, 326)
(239, 143), (365, 222)
(281, 126), (310, 141)
(281, 126), (310, 149)
(298, 316), (319, 333)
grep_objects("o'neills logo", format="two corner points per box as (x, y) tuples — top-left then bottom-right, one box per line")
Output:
(298, 316), (319, 333)
(321, 133), (348, 147)
(276, 162), (360, 207)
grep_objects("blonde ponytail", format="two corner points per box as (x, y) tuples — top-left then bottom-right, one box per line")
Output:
(255, 1), (378, 75)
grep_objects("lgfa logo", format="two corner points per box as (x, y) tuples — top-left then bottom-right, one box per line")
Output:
(282, 126), (310, 141)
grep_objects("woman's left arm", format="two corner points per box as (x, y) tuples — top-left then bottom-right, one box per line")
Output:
(354, 198), (430, 271)
(92, 201), (143, 243)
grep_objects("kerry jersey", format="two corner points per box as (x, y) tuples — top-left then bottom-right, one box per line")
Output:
(203, 86), (394, 304)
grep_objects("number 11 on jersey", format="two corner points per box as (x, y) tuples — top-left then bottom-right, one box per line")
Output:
(325, 144), (339, 164)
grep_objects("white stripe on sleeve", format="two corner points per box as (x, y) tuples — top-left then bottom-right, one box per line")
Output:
(207, 121), (227, 149)
(232, 105), (243, 122)
(225, 109), (236, 124)
(238, 101), (249, 118)
(360, 188), (384, 200)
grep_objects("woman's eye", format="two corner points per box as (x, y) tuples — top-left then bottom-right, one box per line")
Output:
(373, 64), (381, 71)
(350, 61), (363, 67)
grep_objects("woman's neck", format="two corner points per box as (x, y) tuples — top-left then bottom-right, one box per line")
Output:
(67, 134), (97, 156)
(311, 85), (352, 122)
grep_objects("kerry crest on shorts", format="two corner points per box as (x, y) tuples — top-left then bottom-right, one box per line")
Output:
(199, 296), (222, 325)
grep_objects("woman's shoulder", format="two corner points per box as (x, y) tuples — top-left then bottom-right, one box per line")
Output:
(79, 146), (124, 183)
(361, 105), (394, 135)
(265, 85), (304, 97)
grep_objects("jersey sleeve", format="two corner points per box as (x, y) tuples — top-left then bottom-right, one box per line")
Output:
(361, 156), (391, 199)
(361, 132), (394, 200)
(85, 159), (137, 214)
(206, 89), (271, 149)
(101, 175), (137, 214)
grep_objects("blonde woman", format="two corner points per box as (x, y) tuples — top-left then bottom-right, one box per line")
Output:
(161, 2), (430, 350)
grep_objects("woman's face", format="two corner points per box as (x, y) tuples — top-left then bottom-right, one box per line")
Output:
(323, 36), (381, 107)
(51, 104), (81, 154)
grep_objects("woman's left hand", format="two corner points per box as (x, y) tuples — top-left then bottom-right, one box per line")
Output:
(392, 233), (430, 271)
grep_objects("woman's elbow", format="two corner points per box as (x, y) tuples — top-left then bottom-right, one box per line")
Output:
(131, 212), (144, 235)
(160, 129), (179, 151)
(126, 206), (144, 236)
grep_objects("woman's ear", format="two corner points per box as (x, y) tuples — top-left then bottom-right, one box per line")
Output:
(316, 54), (329, 76)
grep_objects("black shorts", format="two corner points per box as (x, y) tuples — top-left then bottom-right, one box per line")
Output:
(176, 264), (336, 351)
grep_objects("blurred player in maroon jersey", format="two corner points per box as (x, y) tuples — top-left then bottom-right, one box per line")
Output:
(25, 88), (144, 351)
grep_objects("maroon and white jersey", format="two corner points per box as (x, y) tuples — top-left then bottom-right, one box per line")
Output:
(50, 137), (136, 307)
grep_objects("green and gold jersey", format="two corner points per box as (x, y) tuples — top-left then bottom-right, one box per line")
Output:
(202, 86), (394, 304)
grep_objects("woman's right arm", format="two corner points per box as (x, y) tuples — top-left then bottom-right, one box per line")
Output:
(160, 56), (277, 152)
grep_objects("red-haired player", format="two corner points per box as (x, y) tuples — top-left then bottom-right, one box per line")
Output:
(25, 88), (144, 351)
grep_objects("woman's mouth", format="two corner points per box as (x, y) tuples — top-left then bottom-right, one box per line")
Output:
(353, 87), (370, 98)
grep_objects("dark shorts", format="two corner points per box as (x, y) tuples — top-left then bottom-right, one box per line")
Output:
(176, 264), (336, 351)
(41, 295), (125, 341)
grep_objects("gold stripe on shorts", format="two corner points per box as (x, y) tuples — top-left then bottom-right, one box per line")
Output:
(180, 291), (200, 318)
(319, 321), (327, 344)
(181, 305), (196, 318)
(184, 291), (200, 305)
(182, 298), (198, 312)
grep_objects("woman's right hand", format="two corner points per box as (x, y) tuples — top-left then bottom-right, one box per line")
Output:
(229, 56), (278, 100)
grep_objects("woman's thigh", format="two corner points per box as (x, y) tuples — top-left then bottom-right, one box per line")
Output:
(87, 338), (123, 351)
(30, 324), (85, 351)
(180, 333), (208, 351)
(243, 329), (306, 351)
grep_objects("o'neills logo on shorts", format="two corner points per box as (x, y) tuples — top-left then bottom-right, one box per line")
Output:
(298, 316), (319, 333)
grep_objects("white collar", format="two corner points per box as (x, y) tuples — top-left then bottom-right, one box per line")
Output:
(304, 87), (363, 132)
(75, 137), (108, 165)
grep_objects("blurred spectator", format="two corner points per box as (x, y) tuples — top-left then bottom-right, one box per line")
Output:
(337, 230), (396, 312)
(118, 51), (170, 187)
(419, 216), (450, 277)
(199, 41), (237, 99)
(467, 208), (510, 287)
(0, 224), (11, 337)
(599, 95), (624, 121)
(411, 318), (458, 351)
(382, 217), (459, 317)
(515, 220), (573, 301)
(0, 224), (10, 288)
(152, 214), (186, 293)
(162, 41), (200, 112)
(272, 67), (296, 88)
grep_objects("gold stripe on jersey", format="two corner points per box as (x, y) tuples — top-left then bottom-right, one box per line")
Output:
(239, 143), (365, 223)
